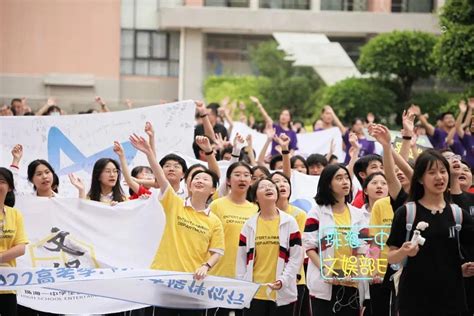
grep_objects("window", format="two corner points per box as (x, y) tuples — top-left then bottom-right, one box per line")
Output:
(205, 0), (249, 7)
(320, 0), (367, 11)
(120, 30), (180, 77)
(259, 0), (309, 9)
(391, 0), (433, 13)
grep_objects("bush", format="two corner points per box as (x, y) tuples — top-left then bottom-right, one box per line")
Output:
(311, 77), (397, 125)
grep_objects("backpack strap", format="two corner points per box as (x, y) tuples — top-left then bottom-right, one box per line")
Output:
(451, 204), (465, 260)
(450, 204), (463, 231)
(405, 202), (417, 242)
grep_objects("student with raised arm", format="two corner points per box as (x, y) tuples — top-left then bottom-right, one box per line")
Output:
(129, 133), (224, 316)
(250, 96), (298, 156)
(0, 167), (28, 316)
(386, 150), (474, 316)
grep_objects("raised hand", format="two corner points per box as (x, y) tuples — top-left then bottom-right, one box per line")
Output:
(68, 173), (85, 191)
(47, 98), (56, 106)
(233, 132), (245, 150)
(129, 134), (153, 155)
(402, 109), (416, 136)
(469, 98), (474, 109)
(370, 124), (391, 147)
(265, 128), (276, 141)
(125, 99), (133, 109)
(145, 121), (154, 138)
(195, 136), (213, 153)
(246, 134), (253, 148)
(113, 141), (125, 158)
(275, 133), (290, 151)
(348, 132), (359, 147)
(11, 144), (23, 162)
(195, 100), (207, 116)
(459, 100), (467, 113)
(249, 96), (260, 105)
(95, 96), (106, 106)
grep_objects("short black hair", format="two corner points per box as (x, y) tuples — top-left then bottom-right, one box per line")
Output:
(269, 155), (283, 170)
(353, 154), (383, 185)
(184, 164), (206, 183)
(440, 111), (455, 120)
(306, 153), (328, 167)
(191, 169), (219, 189)
(207, 103), (220, 116)
(159, 153), (188, 176)
(27, 159), (59, 192)
(249, 178), (280, 209)
(362, 172), (386, 204)
(251, 165), (270, 178)
(10, 98), (21, 106)
(315, 164), (353, 206)
(270, 171), (292, 200)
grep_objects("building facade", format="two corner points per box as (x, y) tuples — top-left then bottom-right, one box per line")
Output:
(0, 0), (442, 112)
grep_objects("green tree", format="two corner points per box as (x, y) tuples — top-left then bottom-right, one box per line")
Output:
(358, 31), (438, 101)
(249, 41), (324, 121)
(434, 0), (474, 82)
(312, 78), (397, 124)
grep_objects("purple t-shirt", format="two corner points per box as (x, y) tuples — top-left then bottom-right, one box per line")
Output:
(343, 130), (375, 164)
(460, 134), (474, 168)
(430, 128), (467, 158)
(271, 123), (298, 156)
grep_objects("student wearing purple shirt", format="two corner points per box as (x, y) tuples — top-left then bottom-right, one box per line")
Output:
(453, 99), (474, 168)
(251, 96), (298, 156)
(412, 105), (462, 150)
(341, 118), (376, 164)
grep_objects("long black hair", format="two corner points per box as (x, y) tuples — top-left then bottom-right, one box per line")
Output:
(226, 162), (252, 186)
(0, 168), (15, 207)
(315, 164), (352, 206)
(408, 149), (451, 203)
(88, 158), (125, 202)
(27, 159), (59, 193)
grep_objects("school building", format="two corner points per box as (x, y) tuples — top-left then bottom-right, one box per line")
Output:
(0, 0), (442, 112)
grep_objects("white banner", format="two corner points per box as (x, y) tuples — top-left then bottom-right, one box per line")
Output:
(230, 122), (345, 160)
(0, 268), (259, 313)
(0, 101), (196, 197)
(10, 195), (258, 313)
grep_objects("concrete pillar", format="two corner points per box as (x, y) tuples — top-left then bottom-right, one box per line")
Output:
(367, 0), (391, 12)
(310, 0), (320, 11)
(179, 28), (204, 101)
(250, 0), (259, 10)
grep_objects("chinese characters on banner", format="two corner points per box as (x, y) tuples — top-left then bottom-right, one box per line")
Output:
(318, 225), (391, 280)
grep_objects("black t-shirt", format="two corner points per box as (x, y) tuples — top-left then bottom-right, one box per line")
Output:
(452, 191), (474, 214)
(194, 123), (228, 140)
(387, 202), (474, 314)
(390, 188), (408, 213)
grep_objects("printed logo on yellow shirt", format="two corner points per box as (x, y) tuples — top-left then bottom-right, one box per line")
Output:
(29, 227), (99, 268)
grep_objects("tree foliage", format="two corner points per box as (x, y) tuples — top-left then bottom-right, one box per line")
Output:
(434, 0), (474, 82)
(312, 78), (397, 124)
(358, 31), (438, 101)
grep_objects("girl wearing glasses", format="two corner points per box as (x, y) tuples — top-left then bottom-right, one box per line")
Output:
(237, 178), (303, 316)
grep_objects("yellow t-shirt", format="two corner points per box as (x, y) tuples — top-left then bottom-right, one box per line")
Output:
(333, 207), (352, 271)
(369, 196), (393, 276)
(209, 197), (257, 278)
(151, 187), (225, 272)
(285, 204), (306, 285)
(253, 216), (280, 301)
(0, 206), (29, 294)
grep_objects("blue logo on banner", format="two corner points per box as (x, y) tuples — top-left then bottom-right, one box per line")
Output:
(47, 127), (137, 176)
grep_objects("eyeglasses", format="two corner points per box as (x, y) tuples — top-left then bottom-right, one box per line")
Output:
(163, 164), (182, 170)
(103, 169), (119, 175)
(445, 154), (461, 161)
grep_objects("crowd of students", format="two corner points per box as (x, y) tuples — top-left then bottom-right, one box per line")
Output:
(0, 97), (473, 316)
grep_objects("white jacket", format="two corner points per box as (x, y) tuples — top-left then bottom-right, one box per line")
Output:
(236, 210), (304, 306)
(303, 203), (366, 301)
